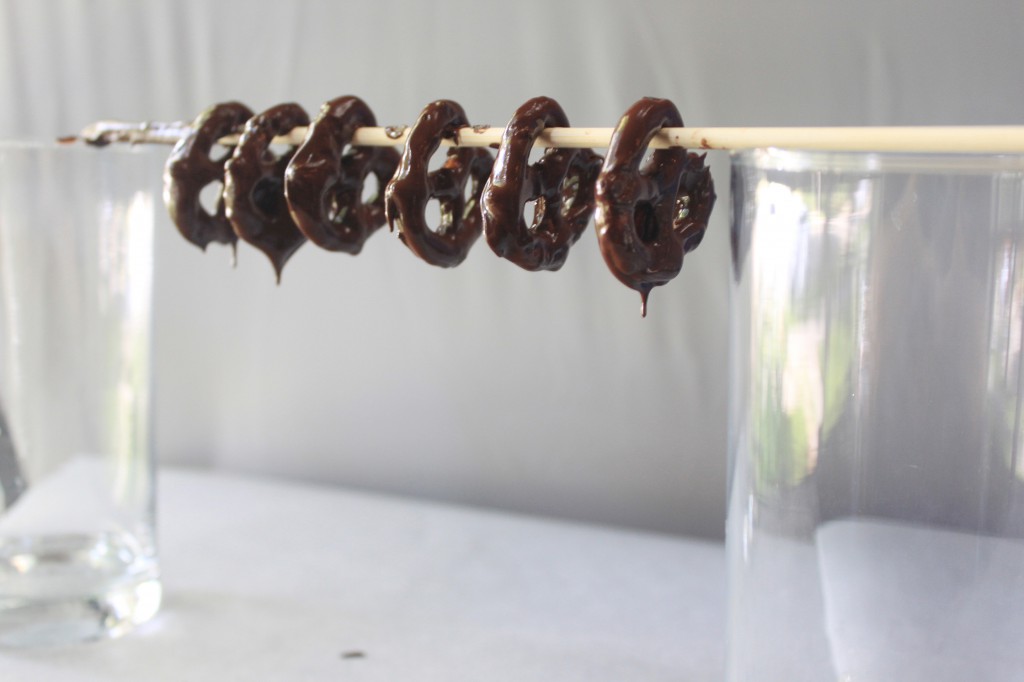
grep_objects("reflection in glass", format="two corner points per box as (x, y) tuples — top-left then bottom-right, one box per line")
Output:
(728, 151), (1024, 682)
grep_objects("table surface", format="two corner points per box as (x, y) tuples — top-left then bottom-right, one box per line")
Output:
(0, 468), (726, 681)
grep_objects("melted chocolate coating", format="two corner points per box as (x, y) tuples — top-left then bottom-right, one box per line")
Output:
(594, 97), (716, 316)
(384, 100), (493, 268)
(158, 96), (715, 316)
(163, 101), (253, 251)
(284, 96), (400, 254)
(224, 103), (311, 281)
(679, 151), (716, 254)
(481, 96), (602, 271)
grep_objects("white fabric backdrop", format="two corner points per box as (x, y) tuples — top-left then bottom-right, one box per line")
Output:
(1, 0), (1022, 536)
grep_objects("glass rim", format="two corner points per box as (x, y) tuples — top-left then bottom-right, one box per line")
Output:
(730, 147), (1024, 174)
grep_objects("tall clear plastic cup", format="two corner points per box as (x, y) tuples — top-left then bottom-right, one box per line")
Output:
(727, 149), (1024, 681)
(0, 143), (160, 646)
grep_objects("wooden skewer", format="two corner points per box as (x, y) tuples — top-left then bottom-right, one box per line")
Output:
(72, 121), (1024, 153)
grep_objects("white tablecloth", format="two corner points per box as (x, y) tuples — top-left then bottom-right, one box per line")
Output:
(0, 468), (726, 681)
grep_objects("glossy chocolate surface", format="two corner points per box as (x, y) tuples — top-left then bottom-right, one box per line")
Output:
(384, 100), (493, 268)
(594, 97), (716, 316)
(156, 96), (715, 315)
(224, 103), (311, 281)
(284, 96), (399, 255)
(164, 101), (254, 251)
(481, 96), (602, 272)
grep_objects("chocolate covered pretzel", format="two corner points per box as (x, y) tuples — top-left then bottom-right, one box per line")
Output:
(284, 96), (400, 254)
(164, 101), (253, 252)
(594, 97), (716, 316)
(481, 97), (602, 271)
(145, 94), (718, 315)
(384, 100), (493, 268)
(224, 102), (311, 281)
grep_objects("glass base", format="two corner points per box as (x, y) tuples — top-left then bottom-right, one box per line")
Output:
(0, 532), (161, 647)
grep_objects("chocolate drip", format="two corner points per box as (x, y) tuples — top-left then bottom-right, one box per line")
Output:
(224, 103), (311, 281)
(594, 97), (716, 316)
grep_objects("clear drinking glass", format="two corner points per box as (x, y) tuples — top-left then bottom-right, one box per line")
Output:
(0, 142), (160, 646)
(727, 149), (1024, 681)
